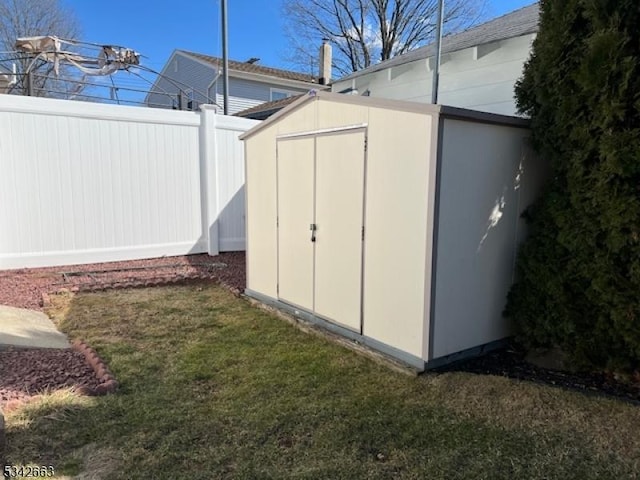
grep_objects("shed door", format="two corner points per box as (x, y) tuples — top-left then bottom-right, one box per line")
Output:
(276, 129), (366, 333)
(276, 137), (314, 309)
(314, 131), (366, 332)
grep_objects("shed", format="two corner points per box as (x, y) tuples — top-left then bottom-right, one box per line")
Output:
(240, 91), (545, 370)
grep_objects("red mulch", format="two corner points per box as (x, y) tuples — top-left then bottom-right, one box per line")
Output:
(0, 252), (246, 311)
(0, 348), (101, 410)
(0, 252), (246, 410)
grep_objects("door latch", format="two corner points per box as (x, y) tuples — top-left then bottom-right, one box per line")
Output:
(310, 223), (317, 242)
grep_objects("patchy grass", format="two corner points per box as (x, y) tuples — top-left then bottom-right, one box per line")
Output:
(5, 283), (640, 479)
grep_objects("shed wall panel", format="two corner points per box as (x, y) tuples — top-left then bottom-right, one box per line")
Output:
(316, 100), (369, 128)
(245, 100), (319, 296)
(361, 107), (433, 358)
(245, 124), (278, 298)
(432, 119), (528, 358)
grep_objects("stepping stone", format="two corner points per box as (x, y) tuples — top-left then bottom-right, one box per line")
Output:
(0, 305), (70, 349)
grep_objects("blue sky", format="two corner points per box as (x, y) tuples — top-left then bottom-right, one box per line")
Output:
(65, 0), (535, 73)
(61, 0), (534, 102)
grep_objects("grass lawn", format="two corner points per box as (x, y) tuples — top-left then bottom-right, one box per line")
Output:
(5, 283), (640, 479)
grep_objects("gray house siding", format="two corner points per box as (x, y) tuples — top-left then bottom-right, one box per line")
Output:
(146, 52), (314, 113)
(146, 53), (215, 110)
(209, 77), (310, 115)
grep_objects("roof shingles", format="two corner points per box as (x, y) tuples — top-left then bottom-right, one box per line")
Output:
(179, 50), (319, 84)
(234, 95), (303, 120)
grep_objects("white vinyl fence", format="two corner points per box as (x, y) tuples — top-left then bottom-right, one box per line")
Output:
(0, 95), (259, 269)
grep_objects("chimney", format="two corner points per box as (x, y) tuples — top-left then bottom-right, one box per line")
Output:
(319, 39), (332, 85)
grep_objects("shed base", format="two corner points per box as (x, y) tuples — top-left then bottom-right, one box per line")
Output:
(425, 339), (509, 370)
(244, 289), (426, 371)
(244, 289), (509, 373)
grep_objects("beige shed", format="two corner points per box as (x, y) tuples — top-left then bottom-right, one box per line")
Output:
(240, 91), (545, 370)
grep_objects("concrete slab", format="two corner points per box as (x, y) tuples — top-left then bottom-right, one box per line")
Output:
(0, 305), (70, 349)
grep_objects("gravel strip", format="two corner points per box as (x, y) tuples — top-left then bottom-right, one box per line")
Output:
(0, 252), (246, 311)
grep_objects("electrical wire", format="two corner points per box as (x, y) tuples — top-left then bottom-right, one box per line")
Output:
(4, 36), (221, 110)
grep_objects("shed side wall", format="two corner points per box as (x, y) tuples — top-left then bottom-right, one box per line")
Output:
(432, 118), (530, 358)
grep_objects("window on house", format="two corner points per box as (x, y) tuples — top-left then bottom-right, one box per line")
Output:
(271, 89), (296, 101)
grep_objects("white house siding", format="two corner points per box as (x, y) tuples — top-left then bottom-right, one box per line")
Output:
(146, 53), (215, 110)
(331, 34), (535, 116)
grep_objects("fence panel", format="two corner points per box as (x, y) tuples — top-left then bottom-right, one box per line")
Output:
(0, 95), (258, 269)
(215, 115), (255, 252)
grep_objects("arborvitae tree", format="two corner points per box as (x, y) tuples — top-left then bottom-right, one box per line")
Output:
(506, 0), (640, 372)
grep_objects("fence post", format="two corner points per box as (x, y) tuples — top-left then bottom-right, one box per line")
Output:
(199, 105), (219, 256)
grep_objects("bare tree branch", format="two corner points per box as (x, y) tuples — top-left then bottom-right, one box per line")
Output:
(0, 0), (82, 97)
(282, 0), (486, 77)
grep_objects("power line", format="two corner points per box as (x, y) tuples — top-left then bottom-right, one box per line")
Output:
(6, 35), (219, 110)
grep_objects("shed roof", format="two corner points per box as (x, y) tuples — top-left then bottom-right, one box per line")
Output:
(337, 3), (539, 82)
(239, 91), (529, 141)
(178, 50), (320, 84)
(235, 95), (303, 120)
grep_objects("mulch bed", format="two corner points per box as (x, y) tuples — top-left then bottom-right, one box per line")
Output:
(0, 252), (247, 410)
(0, 348), (100, 410)
(436, 344), (640, 405)
(0, 252), (246, 311)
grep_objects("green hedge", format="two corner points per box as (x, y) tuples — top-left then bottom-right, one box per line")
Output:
(505, 0), (640, 372)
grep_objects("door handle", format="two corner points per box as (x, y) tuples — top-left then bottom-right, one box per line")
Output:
(310, 223), (317, 242)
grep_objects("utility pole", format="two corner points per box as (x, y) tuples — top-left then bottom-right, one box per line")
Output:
(26, 71), (33, 96)
(431, 0), (445, 104)
(221, 0), (229, 115)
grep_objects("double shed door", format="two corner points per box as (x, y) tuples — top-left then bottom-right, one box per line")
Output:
(277, 129), (366, 333)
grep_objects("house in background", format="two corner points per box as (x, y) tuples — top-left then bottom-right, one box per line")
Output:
(0, 74), (9, 93)
(331, 3), (539, 116)
(234, 94), (303, 121)
(145, 50), (326, 114)
(0, 64), (15, 93)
